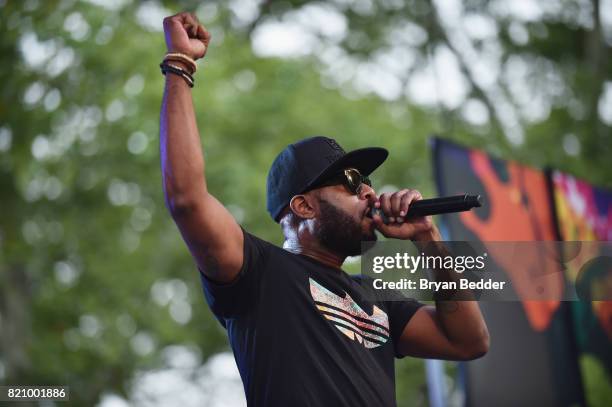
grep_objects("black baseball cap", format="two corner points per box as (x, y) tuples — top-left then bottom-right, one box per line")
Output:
(266, 136), (388, 222)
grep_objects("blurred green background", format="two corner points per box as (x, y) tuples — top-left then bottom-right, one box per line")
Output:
(0, 0), (610, 405)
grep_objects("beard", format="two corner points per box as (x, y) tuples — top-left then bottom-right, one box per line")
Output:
(315, 198), (377, 257)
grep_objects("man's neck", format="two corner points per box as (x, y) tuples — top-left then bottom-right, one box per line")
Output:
(283, 239), (345, 269)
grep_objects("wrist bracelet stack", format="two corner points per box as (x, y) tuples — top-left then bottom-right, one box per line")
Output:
(160, 52), (197, 88)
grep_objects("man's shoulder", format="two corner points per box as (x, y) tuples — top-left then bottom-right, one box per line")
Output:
(349, 273), (374, 284)
(241, 228), (286, 257)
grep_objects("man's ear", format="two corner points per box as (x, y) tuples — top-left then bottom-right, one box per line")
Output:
(289, 193), (318, 220)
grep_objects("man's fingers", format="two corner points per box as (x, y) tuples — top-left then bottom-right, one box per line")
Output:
(387, 190), (416, 221)
(164, 12), (196, 35)
(378, 193), (394, 223)
(197, 24), (211, 43)
(374, 213), (418, 239)
(380, 189), (424, 223)
(399, 193), (412, 217)
(174, 12), (200, 37)
(390, 191), (405, 218)
(373, 189), (434, 240)
(404, 190), (422, 215)
(178, 12), (198, 26)
(396, 193), (411, 222)
(184, 11), (210, 42)
(163, 12), (211, 60)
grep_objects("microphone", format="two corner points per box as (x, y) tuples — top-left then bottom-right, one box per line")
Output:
(369, 194), (482, 224)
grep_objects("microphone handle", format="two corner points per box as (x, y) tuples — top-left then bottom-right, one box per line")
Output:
(371, 194), (482, 223)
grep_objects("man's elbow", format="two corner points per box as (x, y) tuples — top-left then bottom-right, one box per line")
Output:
(166, 194), (193, 216)
(165, 192), (205, 217)
(162, 175), (208, 216)
(460, 331), (490, 360)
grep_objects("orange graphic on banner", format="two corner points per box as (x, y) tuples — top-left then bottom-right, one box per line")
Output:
(460, 150), (562, 331)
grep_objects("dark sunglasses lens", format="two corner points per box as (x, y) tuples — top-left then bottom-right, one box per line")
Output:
(344, 169), (370, 193)
(344, 170), (357, 187)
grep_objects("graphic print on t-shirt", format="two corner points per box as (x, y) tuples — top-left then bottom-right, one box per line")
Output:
(309, 278), (389, 349)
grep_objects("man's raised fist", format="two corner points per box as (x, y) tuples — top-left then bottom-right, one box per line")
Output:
(163, 12), (211, 60)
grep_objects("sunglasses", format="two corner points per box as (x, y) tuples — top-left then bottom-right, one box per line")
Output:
(313, 168), (372, 195)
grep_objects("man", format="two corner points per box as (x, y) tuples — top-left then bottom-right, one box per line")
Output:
(160, 12), (489, 406)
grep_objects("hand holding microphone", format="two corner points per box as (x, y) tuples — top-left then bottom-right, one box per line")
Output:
(368, 190), (482, 240)
(370, 193), (482, 224)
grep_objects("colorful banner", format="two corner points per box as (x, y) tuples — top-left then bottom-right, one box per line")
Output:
(432, 139), (564, 330)
(431, 138), (584, 407)
(552, 171), (612, 404)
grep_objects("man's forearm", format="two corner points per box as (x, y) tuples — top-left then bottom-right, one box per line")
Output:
(434, 292), (489, 356)
(160, 68), (207, 212)
(416, 229), (490, 355)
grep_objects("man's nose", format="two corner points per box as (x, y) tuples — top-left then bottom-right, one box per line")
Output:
(358, 183), (377, 204)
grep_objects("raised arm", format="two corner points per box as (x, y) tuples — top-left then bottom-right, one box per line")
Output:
(160, 12), (243, 283)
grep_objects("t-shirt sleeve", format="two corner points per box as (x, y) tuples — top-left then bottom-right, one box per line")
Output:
(199, 228), (270, 321)
(385, 292), (425, 358)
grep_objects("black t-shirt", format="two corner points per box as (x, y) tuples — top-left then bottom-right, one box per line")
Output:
(200, 229), (424, 407)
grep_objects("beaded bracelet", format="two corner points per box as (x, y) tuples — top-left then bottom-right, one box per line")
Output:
(160, 62), (194, 88)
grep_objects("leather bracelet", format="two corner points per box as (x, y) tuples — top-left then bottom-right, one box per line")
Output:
(160, 62), (194, 88)
(160, 63), (194, 87)
(164, 52), (197, 74)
